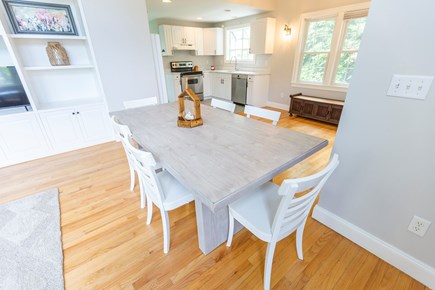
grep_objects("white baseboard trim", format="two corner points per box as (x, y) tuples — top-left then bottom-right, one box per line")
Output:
(312, 206), (435, 288)
(266, 101), (289, 111)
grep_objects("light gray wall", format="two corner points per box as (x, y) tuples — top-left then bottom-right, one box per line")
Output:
(81, 0), (159, 112)
(318, 0), (435, 268)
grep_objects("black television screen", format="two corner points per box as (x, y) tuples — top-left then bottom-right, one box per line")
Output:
(0, 66), (30, 109)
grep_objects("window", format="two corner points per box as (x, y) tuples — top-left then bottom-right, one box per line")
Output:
(293, 3), (369, 91)
(225, 25), (254, 63)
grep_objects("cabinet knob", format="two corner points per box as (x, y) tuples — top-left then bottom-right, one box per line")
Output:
(72, 112), (76, 115)
(77, 112), (80, 114)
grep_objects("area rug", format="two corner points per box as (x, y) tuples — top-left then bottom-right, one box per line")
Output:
(0, 188), (64, 289)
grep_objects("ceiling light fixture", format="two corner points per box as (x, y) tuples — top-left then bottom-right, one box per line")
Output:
(197, 17), (203, 20)
(162, 0), (172, 3)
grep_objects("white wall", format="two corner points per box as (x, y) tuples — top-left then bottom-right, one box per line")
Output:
(80, 0), (159, 112)
(316, 0), (435, 285)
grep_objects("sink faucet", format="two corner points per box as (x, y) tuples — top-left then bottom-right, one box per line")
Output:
(230, 56), (239, 71)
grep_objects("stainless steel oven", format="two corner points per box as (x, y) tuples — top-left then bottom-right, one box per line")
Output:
(171, 61), (204, 100)
(181, 72), (204, 100)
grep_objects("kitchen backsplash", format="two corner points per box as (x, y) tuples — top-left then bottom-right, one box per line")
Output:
(162, 51), (214, 72)
(162, 50), (272, 73)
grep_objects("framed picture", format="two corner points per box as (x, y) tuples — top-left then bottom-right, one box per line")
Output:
(2, 0), (78, 35)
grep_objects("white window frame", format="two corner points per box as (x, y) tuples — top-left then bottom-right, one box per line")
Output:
(224, 23), (255, 64)
(292, 2), (370, 92)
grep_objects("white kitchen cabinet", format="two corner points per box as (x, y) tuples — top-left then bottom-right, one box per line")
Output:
(0, 112), (51, 167)
(212, 73), (231, 101)
(246, 75), (270, 107)
(250, 18), (276, 54)
(159, 25), (173, 56)
(172, 74), (182, 99)
(194, 27), (204, 56)
(165, 73), (182, 102)
(171, 26), (196, 49)
(203, 72), (212, 98)
(40, 104), (112, 153)
(203, 28), (224, 56)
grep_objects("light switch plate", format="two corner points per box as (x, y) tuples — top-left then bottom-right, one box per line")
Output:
(387, 75), (433, 100)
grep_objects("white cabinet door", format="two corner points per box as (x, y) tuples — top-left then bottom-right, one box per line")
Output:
(194, 27), (204, 55)
(250, 18), (276, 54)
(222, 74), (232, 100)
(0, 113), (50, 164)
(184, 27), (196, 46)
(39, 108), (83, 152)
(211, 73), (232, 100)
(211, 73), (223, 98)
(203, 28), (223, 55)
(159, 25), (173, 56)
(203, 72), (212, 97)
(173, 74), (181, 97)
(171, 26), (196, 48)
(171, 26), (185, 46)
(246, 75), (270, 107)
(76, 105), (113, 145)
(40, 105), (113, 153)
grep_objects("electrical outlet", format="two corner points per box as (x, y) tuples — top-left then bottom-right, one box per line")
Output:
(408, 215), (431, 237)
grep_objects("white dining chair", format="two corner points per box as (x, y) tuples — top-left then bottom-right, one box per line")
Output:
(211, 98), (236, 113)
(111, 116), (162, 208)
(123, 96), (159, 109)
(111, 116), (138, 193)
(126, 136), (195, 253)
(227, 154), (339, 290)
(244, 105), (281, 126)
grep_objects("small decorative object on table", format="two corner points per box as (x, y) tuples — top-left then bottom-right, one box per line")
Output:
(177, 88), (203, 128)
(46, 42), (70, 66)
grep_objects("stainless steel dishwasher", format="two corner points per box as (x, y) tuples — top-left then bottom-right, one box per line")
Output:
(231, 74), (248, 105)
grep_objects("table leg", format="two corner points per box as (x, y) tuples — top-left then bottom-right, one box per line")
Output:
(195, 198), (243, 255)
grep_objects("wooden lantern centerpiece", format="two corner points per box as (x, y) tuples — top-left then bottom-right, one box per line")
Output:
(177, 88), (203, 128)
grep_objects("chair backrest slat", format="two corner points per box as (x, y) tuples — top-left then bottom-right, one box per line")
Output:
(111, 116), (135, 166)
(211, 98), (236, 113)
(124, 97), (159, 109)
(271, 154), (340, 241)
(244, 105), (281, 126)
(125, 135), (166, 209)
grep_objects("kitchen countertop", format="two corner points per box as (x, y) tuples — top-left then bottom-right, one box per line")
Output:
(203, 69), (270, 75)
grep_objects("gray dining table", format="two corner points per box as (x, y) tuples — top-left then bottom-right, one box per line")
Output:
(112, 102), (327, 254)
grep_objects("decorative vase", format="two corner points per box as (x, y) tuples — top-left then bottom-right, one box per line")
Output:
(46, 42), (70, 66)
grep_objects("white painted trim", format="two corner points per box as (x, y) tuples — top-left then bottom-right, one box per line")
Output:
(291, 82), (348, 93)
(266, 101), (289, 111)
(291, 2), (370, 89)
(312, 206), (435, 288)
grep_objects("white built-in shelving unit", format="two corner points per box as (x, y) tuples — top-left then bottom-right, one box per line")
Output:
(0, 0), (113, 168)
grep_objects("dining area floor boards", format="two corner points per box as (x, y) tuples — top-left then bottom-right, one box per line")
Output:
(0, 109), (427, 289)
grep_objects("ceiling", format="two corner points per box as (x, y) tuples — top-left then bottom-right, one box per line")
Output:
(146, 0), (275, 23)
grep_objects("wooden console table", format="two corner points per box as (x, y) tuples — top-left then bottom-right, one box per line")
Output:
(289, 93), (344, 125)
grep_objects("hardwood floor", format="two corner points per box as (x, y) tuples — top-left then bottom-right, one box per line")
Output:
(0, 110), (428, 289)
